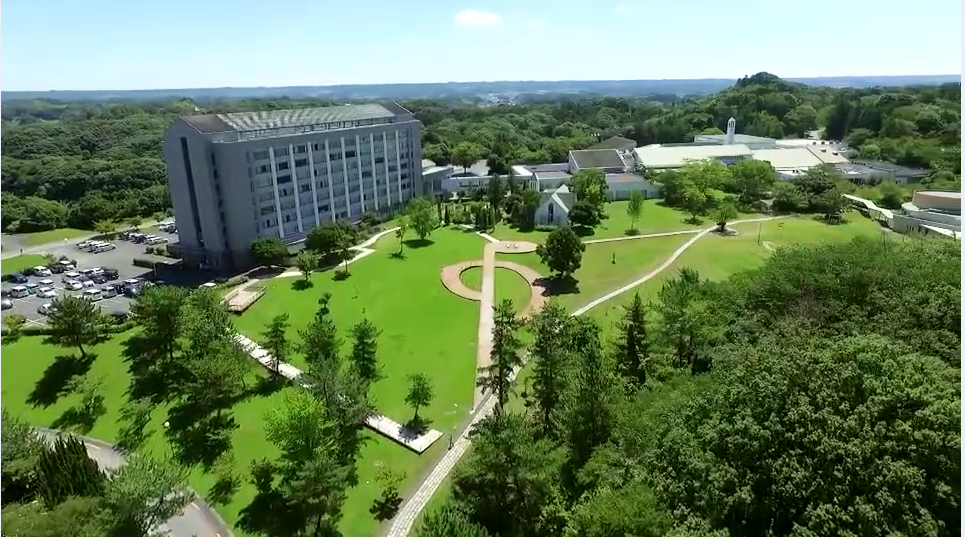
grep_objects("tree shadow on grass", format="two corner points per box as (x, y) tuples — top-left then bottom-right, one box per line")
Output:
(401, 415), (433, 439)
(624, 228), (641, 236)
(535, 275), (580, 297)
(403, 238), (434, 249)
(121, 335), (187, 405)
(573, 226), (596, 238)
(27, 353), (96, 408)
(389, 251), (406, 260)
(370, 493), (403, 522)
(165, 404), (238, 469)
(50, 403), (106, 435)
(208, 475), (241, 507)
(290, 279), (313, 291)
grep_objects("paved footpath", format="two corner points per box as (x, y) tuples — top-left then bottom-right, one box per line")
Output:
(383, 216), (785, 537)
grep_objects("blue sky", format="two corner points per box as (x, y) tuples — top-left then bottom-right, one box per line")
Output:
(2, 0), (961, 91)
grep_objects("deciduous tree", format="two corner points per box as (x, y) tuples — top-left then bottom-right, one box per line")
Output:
(536, 226), (585, 279)
(626, 190), (644, 232)
(294, 251), (318, 282)
(711, 198), (738, 232)
(44, 295), (109, 359)
(407, 197), (438, 241)
(405, 373), (434, 423)
(250, 237), (288, 267)
(568, 200), (601, 229)
(395, 216), (409, 255)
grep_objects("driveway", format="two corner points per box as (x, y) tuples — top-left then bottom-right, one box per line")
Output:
(34, 428), (233, 537)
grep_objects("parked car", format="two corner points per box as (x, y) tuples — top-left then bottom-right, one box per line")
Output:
(25, 282), (40, 295)
(38, 279), (55, 287)
(38, 303), (56, 315)
(32, 266), (52, 277)
(62, 271), (81, 283)
(103, 268), (119, 280)
(48, 263), (66, 274)
(1, 298), (12, 310)
(7, 272), (27, 284)
(91, 274), (108, 284)
(82, 280), (96, 289)
(95, 243), (117, 253)
(38, 288), (57, 299)
(101, 286), (118, 299)
(10, 286), (29, 298)
(76, 240), (93, 249)
(65, 280), (84, 291)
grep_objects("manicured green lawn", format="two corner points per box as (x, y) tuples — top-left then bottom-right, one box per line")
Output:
(497, 234), (691, 313)
(233, 226), (491, 535)
(1, 224), (497, 537)
(582, 215), (889, 336)
(0, 333), (300, 537)
(2, 254), (49, 276)
(16, 228), (90, 246)
(460, 266), (533, 312)
(492, 198), (757, 243)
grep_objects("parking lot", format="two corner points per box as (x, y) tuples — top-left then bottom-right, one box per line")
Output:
(2, 228), (180, 325)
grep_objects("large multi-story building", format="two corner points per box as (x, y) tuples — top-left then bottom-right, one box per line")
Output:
(162, 102), (423, 268)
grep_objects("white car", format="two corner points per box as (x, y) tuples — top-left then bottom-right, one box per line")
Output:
(33, 266), (52, 277)
(38, 288), (57, 299)
(76, 240), (93, 250)
(38, 279), (54, 287)
(37, 303), (55, 315)
(82, 280), (96, 288)
(65, 280), (84, 291)
(62, 271), (81, 283)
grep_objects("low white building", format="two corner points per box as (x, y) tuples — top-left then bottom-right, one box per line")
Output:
(633, 143), (753, 171)
(534, 185), (574, 226)
(606, 173), (662, 200)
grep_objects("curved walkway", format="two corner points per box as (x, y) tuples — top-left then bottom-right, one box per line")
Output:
(385, 215), (785, 537)
(34, 428), (233, 537)
(438, 240), (543, 410)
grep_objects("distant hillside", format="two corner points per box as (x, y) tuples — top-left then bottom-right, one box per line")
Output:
(2, 75), (960, 103)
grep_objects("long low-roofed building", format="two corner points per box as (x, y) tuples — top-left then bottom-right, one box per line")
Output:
(633, 144), (753, 171)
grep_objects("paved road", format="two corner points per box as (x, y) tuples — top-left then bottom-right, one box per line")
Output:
(383, 216), (786, 537)
(35, 428), (233, 537)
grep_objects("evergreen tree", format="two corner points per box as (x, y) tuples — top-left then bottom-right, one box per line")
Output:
(262, 313), (291, 380)
(350, 318), (382, 384)
(299, 293), (342, 379)
(36, 435), (106, 508)
(614, 293), (651, 390)
(528, 301), (573, 439)
(477, 300), (524, 414)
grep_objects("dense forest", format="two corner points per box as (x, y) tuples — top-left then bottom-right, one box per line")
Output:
(1, 73), (960, 233)
(419, 235), (961, 537)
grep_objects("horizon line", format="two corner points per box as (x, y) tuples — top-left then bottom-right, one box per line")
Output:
(2, 73), (961, 94)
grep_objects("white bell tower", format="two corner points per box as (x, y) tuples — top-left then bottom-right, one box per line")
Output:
(726, 117), (736, 145)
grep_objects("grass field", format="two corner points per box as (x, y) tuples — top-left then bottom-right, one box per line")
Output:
(15, 228), (90, 246)
(1, 254), (49, 276)
(492, 197), (756, 243)
(497, 233), (691, 313)
(581, 215), (890, 336)
(232, 226), (496, 534)
(459, 266), (533, 312)
(0, 333), (302, 537)
(1, 226), (500, 536)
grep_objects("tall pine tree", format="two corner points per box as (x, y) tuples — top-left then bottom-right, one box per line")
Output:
(37, 435), (105, 508)
(614, 293), (650, 390)
(350, 318), (382, 384)
(528, 301), (574, 439)
(477, 299), (524, 414)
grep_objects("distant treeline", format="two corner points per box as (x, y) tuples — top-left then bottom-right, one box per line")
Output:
(1, 72), (960, 233)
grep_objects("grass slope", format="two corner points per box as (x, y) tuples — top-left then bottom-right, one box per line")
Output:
(2, 254), (50, 276)
(459, 266), (533, 312)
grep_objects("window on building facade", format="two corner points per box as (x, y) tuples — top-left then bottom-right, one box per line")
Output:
(345, 150), (356, 158)
(375, 156), (385, 164)
(388, 165), (398, 172)
(253, 150), (269, 161)
(258, 164), (270, 174)
(277, 161), (290, 171)
(275, 147), (290, 157)
(295, 145), (307, 154)
(300, 184), (311, 193)
(260, 206), (274, 215)
(361, 170), (372, 178)
(278, 175), (292, 185)
(330, 153), (342, 161)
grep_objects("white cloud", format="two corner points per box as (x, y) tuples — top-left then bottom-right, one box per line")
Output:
(615, 4), (646, 14)
(525, 19), (546, 28)
(454, 9), (502, 26)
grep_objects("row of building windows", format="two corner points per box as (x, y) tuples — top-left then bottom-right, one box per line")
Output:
(249, 136), (414, 163)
